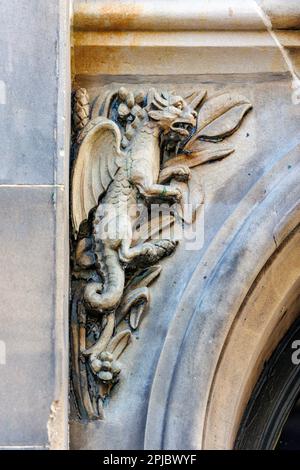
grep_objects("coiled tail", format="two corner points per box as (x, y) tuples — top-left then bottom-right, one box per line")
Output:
(84, 245), (125, 313)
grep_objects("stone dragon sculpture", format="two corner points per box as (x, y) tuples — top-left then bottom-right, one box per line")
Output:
(70, 85), (252, 420)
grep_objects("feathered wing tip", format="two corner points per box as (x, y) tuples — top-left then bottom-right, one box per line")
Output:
(184, 92), (252, 150)
(91, 90), (119, 120)
(71, 117), (123, 237)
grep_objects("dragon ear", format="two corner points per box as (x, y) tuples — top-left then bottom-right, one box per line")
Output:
(185, 90), (207, 111)
(146, 88), (168, 110)
(148, 110), (162, 121)
(154, 91), (168, 107)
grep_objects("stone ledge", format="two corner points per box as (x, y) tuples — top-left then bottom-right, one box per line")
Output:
(73, 0), (300, 32)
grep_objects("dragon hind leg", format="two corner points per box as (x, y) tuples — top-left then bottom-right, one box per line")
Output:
(119, 238), (177, 266)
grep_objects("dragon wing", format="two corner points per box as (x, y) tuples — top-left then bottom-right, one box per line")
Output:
(72, 116), (123, 236)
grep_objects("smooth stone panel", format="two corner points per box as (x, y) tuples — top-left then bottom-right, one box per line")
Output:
(0, 187), (56, 447)
(0, 0), (59, 184)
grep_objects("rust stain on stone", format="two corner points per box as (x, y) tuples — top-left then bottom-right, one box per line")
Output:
(75, 2), (145, 32)
(100, 2), (144, 30)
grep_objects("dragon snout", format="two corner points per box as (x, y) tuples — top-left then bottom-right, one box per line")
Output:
(171, 114), (196, 137)
(186, 110), (197, 124)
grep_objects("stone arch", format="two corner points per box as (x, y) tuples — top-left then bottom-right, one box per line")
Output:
(204, 225), (300, 449)
(144, 144), (300, 449)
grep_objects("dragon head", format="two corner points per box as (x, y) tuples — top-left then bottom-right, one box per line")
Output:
(146, 89), (199, 137)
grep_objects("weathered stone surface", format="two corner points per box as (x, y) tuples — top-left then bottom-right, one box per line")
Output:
(0, 187), (55, 447)
(0, 0), (69, 449)
(73, 0), (300, 31)
(0, 0), (59, 184)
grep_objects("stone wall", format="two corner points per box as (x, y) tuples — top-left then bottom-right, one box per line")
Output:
(0, 0), (70, 449)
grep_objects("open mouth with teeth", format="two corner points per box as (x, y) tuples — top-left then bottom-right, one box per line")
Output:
(171, 119), (196, 137)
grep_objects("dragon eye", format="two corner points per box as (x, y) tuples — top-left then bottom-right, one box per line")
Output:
(176, 102), (183, 110)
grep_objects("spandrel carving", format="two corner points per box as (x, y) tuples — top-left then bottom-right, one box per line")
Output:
(70, 85), (252, 420)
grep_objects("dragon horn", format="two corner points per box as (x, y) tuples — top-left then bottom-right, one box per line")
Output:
(185, 90), (207, 110)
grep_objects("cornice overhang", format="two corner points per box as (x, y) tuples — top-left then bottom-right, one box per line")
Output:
(73, 0), (300, 32)
(72, 0), (300, 77)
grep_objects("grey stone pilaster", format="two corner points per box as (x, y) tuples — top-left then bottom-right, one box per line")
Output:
(0, 0), (70, 449)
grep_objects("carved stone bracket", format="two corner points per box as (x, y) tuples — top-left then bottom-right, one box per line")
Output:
(70, 84), (252, 420)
